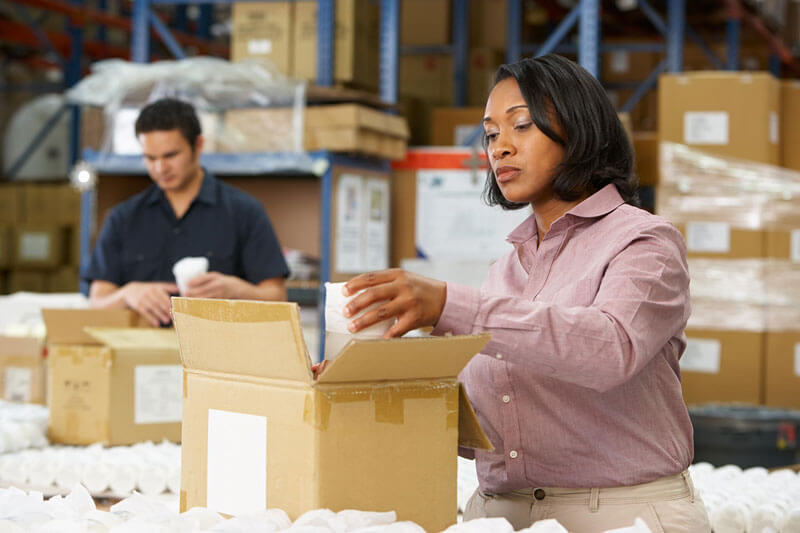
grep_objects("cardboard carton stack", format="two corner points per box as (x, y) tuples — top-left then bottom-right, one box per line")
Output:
(656, 142), (800, 409)
(172, 297), (492, 531)
(0, 182), (81, 295)
(41, 309), (182, 445)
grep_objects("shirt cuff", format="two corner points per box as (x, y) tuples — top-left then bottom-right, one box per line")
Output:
(432, 282), (481, 337)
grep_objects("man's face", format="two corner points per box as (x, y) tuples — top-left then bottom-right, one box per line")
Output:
(139, 129), (202, 192)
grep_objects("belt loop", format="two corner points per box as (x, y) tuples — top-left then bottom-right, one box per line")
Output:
(590, 488), (600, 512)
(682, 470), (695, 503)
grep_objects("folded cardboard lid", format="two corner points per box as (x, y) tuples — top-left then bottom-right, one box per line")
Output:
(316, 334), (491, 384)
(83, 327), (179, 352)
(171, 298), (310, 382)
(42, 308), (142, 345)
(0, 335), (43, 357)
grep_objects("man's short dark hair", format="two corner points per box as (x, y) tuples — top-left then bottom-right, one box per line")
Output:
(483, 54), (639, 209)
(134, 98), (202, 151)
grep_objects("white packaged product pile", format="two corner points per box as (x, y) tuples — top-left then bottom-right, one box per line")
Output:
(690, 462), (800, 533)
(0, 441), (180, 498)
(0, 400), (49, 454)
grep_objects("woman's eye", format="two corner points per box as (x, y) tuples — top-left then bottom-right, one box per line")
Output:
(515, 122), (532, 131)
(485, 132), (499, 142)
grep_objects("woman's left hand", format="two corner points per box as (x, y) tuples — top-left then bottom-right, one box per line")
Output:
(342, 269), (447, 338)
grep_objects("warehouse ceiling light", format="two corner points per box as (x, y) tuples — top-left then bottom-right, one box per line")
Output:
(69, 160), (97, 192)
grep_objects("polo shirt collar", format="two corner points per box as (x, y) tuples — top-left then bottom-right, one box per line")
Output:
(505, 184), (625, 244)
(143, 168), (217, 206)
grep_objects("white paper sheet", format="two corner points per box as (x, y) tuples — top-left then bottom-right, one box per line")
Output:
(134, 365), (183, 424)
(415, 169), (529, 261)
(335, 174), (365, 273)
(4, 367), (32, 402)
(684, 111), (729, 145)
(364, 178), (390, 271)
(681, 338), (722, 374)
(686, 222), (731, 253)
(207, 409), (267, 517)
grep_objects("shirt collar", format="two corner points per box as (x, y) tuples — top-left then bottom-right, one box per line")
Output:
(505, 184), (625, 245)
(144, 168), (217, 206)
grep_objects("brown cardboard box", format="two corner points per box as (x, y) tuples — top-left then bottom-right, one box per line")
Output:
(293, 0), (379, 89)
(782, 81), (800, 172)
(604, 43), (660, 83)
(765, 200), (800, 262)
(0, 226), (10, 269)
(672, 222), (764, 259)
(172, 298), (492, 530)
(400, 54), (454, 106)
(47, 266), (79, 293)
(42, 308), (148, 345)
(24, 183), (80, 225)
(0, 335), (46, 404)
(764, 305), (800, 409)
(467, 48), (504, 106)
(401, 0), (449, 46)
(46, 327), (182, 446)
(681, 328), (765, 405)
(633, 132), (659, 187)
(230, 2), (293, 74)
(658, 71), (781, 165)
(8, 270), (48, 293)
(0, 184), (24, 224)
(222, 104), (409, 160)
(469, 0), (507, 49)
(430, 107), (483, 146)
(12, 226), (67, 269)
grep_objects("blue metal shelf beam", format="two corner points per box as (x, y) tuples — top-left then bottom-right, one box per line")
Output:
(316, 0), (335, 86)
(379, 0), (400, 104)
(578, 0), (601, 77)
(452, 0), (469, 106)
(666, 0), (685, 72)
(506, 0), (522, 64)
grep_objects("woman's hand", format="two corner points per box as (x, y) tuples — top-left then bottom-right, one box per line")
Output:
(342, 269), (447, 338)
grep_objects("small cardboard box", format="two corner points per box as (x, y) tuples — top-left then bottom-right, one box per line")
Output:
(0, 336), (46, 404)
(681, 328), (765, 405)
(782, 81), (800, 171)
(12, 225), (68, 269)
(430, 107), (483, 146)
(401, 0), (450, 46)
(658, 71), (780, 165)
(293, 0), (379, 89)
(231, 1), (293, 74)
(24, 184), (79, 225)
(173, 298), (492, 531)
(45, 326), (182, 446)
(400, 54), (454, 107)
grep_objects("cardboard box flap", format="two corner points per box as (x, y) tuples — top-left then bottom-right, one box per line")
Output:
(83, 327), (179, 352)
(0, 335), (43, 357)
(458, 383), (493, 450)
(171, 298), (310, 382)
(42, 308), (141, 345)
(316, 333), (491, 384)
(307, 104), (410, 139)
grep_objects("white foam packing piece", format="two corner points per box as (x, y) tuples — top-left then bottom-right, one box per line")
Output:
(172, 257), (210, 296)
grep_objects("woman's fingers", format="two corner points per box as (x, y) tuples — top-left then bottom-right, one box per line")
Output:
(347, 298), (405, 333)
(343, 281), (398, 319)
(344, 269), (401, 296)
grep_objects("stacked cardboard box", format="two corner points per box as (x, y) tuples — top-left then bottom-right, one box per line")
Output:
(0, 182), (81, 294)
(656, 143), (800, 408)
(42, 309), (182, 445)
(0, 335), (46, 404)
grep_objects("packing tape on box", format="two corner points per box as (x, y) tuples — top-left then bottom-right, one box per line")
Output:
(303, 382), (459, 430)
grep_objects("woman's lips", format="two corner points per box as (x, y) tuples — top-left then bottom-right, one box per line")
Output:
(495, 166), (521, 183)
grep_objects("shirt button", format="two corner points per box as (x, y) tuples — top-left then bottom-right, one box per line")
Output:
(534, 488), (546, 500)
(495, 353), (503, 360)
(509, 450), (518, 459)
(502, 395), (511, 403)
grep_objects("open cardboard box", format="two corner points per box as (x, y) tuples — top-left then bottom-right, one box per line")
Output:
(173, 297), (492, 532)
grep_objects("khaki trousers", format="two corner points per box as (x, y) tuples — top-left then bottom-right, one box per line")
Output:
(463, 471), (711, 532)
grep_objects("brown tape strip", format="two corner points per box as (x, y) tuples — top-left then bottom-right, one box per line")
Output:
(180, 490), (187, 513)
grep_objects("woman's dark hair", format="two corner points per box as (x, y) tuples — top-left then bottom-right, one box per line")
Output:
(483, 54), (639, 209)
(134, 98), (202, 151)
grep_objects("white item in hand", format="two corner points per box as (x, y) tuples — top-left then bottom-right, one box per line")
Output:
(324, 282), (393, 359)
(172, 257), (210, 295)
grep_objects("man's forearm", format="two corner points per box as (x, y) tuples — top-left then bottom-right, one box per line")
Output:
(238, 278), (287, 301)
(88, 281), (129, 309)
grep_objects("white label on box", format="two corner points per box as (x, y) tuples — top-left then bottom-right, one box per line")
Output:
(683, 111), (729, 145)
(20, 233), (50, 261)
(134, 365), (183, 424)
(247, 39), (272, 55)
(681, 338), (721, 374)
(770, 112), (779, 144)
(791, 229), (800, 263)
(795, 343), (800, 377)
(610, 50), (630, 73)
(112, 108), (142, 155)
(207, 409), (267, 516)
(686, 222), (731, 253)
(4, 367), (32, 402)
(335, 173), (365, 273)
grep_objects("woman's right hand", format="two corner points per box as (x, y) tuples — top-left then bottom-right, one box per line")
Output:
(342, 269), (447, 338)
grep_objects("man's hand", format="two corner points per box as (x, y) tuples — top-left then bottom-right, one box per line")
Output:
(183, 272), (247, 299)
(342, 269), (447, 338)
(121, 281), (178, 326)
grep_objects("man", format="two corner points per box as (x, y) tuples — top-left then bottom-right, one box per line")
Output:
(83, 98), (289, 326)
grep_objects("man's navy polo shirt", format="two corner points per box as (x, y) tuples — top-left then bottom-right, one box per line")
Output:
(82, 171), (289, 291)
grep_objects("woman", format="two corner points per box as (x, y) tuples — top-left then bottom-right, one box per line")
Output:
(337, 55), (710, 532)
